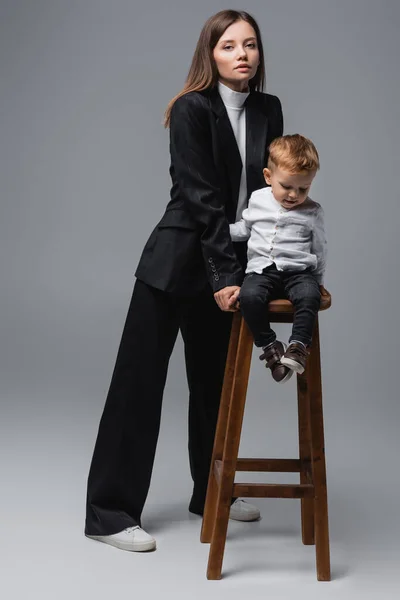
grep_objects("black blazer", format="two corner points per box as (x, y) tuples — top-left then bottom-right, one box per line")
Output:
(135, 86), (283, 295)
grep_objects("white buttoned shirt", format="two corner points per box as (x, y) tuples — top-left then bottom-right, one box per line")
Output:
(229, 187), (327, 284)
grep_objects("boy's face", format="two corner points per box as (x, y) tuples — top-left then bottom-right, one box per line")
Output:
(263, 165), (316, 210)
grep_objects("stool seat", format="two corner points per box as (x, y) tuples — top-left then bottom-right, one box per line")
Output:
(268, 291), (331, 313)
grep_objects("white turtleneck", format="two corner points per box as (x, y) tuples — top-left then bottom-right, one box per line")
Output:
(217, 81), (250, 222)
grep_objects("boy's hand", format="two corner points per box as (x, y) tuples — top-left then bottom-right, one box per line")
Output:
(214, 286), (240, 312)
(319, 285), (329, 296)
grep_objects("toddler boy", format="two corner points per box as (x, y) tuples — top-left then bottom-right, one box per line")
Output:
(230, 134), (328, 383)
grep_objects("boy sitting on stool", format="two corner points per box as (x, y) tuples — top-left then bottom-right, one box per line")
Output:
(230, 134), (328, 383)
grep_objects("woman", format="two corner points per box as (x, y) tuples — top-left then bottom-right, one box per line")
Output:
(85, 9), (283, 552)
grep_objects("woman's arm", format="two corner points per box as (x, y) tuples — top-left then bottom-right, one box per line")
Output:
(169, 93), (243, 293)
(268, 95), (284, 145)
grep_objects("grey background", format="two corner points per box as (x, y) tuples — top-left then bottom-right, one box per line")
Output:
(1, 0), (399, 598)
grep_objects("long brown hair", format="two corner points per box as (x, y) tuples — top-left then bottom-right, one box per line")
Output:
(163, 10), (266, 128)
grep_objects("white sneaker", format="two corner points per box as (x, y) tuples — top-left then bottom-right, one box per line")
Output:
(86, 526), (156, 552)
(229, 499), (261, 522)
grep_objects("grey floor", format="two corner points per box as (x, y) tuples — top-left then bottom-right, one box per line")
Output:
(2, 336), (399, 600)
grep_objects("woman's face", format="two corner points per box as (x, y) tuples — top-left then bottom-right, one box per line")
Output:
(213, 20), (260, 92)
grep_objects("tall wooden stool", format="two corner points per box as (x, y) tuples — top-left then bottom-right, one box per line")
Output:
(201, 293), (331, 580)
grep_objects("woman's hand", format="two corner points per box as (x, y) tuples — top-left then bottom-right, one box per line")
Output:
(214, 286), (241, 312)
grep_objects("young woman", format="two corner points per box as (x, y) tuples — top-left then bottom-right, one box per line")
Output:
(85, 9), (284, 552)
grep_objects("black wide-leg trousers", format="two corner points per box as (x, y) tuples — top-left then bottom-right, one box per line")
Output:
(85, 278), (233, 535)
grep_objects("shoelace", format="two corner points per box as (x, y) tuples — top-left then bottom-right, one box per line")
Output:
(125, 526), (140, 534)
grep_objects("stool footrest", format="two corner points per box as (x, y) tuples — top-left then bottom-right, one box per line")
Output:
(212, 460), (315, 498)
(236, 458), (301, 472)
(233, 483), (315, 499)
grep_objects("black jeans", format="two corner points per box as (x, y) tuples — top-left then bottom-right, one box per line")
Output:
(239, 264), (321, 348)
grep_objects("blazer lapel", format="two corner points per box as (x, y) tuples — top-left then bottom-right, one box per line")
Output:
(245, 92), (269, 197)
(208, 87), (269, 220)
(209, 87), (242, 216)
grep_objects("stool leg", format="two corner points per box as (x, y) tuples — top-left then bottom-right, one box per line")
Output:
(307, 318), (331, 581)
(206, 317), (253, 580)
(297, 371), (315, 545)
(201, 311), (241, 543)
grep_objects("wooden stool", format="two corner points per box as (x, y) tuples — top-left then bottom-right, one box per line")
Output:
(200, 292), (332, 581)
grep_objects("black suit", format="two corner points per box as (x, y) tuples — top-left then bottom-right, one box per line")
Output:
(135, 87), (283, 295)
(85, 86), (283, 535)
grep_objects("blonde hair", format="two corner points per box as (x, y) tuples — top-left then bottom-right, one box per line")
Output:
(163, 10), (266, 128)
(268, 134), (320, 173)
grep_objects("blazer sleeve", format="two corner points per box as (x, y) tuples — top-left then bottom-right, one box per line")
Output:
(169, 94), (243, 292)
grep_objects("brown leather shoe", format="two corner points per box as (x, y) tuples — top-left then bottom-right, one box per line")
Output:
(281, 342), (309, 374)
(259, 341), (293, 383)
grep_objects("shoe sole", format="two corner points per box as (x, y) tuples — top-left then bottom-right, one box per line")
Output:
(85, 533), (156, 552)
(229, 512), (261, 522)
(280, 356), (305, 374)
